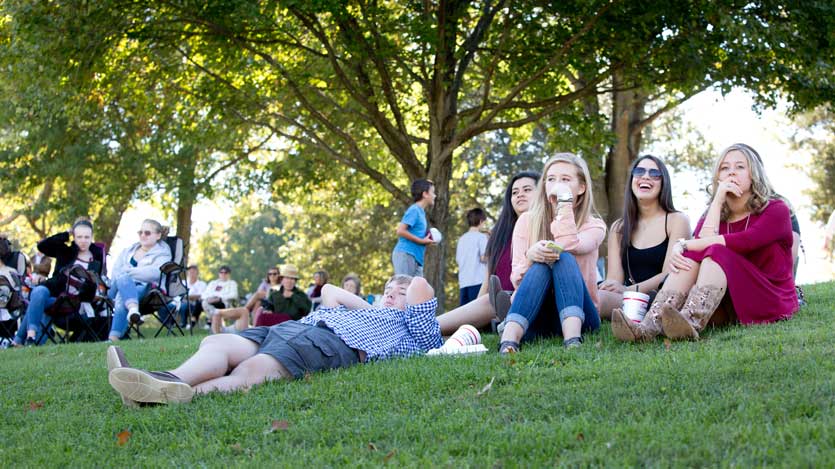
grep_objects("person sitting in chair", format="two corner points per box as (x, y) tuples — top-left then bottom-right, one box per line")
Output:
(106, 275), (441, 405)
(253, 264), (311, 327)
(14, 218), (106, 346)
(201, 265), (238, 330)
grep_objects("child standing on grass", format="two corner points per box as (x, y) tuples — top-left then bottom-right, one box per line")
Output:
(106, 275), (441, 406)
(455, 208), (489, 306)
(392, 179), (437, 277)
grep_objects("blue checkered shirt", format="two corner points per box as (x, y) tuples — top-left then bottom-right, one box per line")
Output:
(299, 298), (442, 362)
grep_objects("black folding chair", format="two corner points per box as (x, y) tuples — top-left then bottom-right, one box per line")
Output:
(37, 267), (112, 344)
(133, 236), (189, 338)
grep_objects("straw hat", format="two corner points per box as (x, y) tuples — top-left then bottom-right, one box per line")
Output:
(279, 264), (300, 279)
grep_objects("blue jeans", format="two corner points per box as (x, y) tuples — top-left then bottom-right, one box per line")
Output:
(108, 275), (151, 338)
(505, 253), (600, 342)
(14, 285), (56, 345)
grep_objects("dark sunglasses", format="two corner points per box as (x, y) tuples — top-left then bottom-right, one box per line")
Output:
(631, 167), (663, 180)
(137, 230), (156, 236)
(267, 272), (280, 276)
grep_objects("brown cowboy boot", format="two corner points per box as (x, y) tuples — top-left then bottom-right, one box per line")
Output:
(661, 285), (726, 340)
(612, 290), (686, 342)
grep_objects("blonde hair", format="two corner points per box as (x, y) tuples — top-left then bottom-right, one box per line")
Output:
(384, 274), (412, 291)
(528, 153), (600, 242)
(142, 219), (170, 238)
(709, 143), (777, 221)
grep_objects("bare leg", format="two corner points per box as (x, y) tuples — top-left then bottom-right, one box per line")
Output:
(436, 294), (494, 335)
(214, 307), (250, 332)
(211, 314), (224, 334)
(695, 257), (728, 289)
(596, 289), (622, 321)
(193, 353), (292, 394)
(169, 334), (259, 386)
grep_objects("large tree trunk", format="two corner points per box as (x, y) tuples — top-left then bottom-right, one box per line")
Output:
(605, 70), (647, 226)
(175, 148), (198, 264)
(424, 156), (453, 312)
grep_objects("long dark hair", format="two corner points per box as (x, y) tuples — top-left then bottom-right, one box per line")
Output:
(618, 155), (676, 256)
(485, 171), (541, 274)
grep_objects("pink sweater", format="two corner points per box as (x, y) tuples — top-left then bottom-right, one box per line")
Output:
(511, 205), (606, 308)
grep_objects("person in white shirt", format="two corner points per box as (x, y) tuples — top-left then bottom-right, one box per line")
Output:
(455, 208), (489, 306)
(201, 265), (238, 325)
(178, 265), (206, 328)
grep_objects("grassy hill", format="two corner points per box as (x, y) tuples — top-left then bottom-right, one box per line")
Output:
(2, 282), (833, 467)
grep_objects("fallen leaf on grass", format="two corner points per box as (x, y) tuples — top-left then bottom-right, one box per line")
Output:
(476, 377), (495, 397)
(27, 401), (44, 412)
(116, 429), (132, 446)
(159, 346), (166, 353)
(304, 372), (313, 383)
(663, 339), (671, 351)
(384, 449), (397, 462)
(230, 443), (243, 454)
(576, 432), (585, 442)
(265, 419), (289, 434)
(368, 442), (378, 451)
(78, 352), (84, 357)
(594, 341), (602, 349)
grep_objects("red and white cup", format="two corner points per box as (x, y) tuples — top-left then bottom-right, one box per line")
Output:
(443, 324), (481, 348)
(622, 291), (651, 323)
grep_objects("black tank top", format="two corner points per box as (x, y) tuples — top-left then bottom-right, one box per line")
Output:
(621, 213), (669, 285)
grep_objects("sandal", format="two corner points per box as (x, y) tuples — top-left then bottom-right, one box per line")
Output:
(498, 340), (520, 355)
(563, 336), (583, 348)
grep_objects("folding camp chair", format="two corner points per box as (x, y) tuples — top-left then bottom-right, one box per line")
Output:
(133, 236), (189, 338)
(36, 266), (112, 344)
(0, 250), (28, 345)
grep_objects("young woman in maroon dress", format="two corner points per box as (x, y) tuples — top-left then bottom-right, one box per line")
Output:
(612, 143), (798, 341)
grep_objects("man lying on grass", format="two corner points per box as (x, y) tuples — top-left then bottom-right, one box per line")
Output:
(107, 275), (441, 406)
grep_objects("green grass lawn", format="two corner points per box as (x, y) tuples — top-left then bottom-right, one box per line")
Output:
(2, 282), (834, 467)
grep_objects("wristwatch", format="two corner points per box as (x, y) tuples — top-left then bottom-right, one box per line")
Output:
(676, 238), (687, 253)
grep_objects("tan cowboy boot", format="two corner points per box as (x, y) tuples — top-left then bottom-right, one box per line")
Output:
(612, 290), (686, 342)
(661, 285), (726, 340)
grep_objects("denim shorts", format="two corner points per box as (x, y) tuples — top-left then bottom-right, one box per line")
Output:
(237, 321), (359, 379)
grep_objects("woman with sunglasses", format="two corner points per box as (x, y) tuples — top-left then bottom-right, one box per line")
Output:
(212, 267), (280, 333)
(597, 156), (691, 319)
(107, 219), (172, 341)
(13, 218), (106, 346)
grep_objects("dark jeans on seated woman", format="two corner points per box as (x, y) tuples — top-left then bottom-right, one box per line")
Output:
(505, 252), (600, 342)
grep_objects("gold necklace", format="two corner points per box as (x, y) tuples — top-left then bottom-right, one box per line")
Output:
(725, 214), (751, 234)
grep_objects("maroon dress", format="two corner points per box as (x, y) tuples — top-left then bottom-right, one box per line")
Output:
(684, 199), (798, 324)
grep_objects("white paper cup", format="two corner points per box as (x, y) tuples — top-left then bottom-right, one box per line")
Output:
(443, 324), (481, 348)
(622, 291), (651, 323)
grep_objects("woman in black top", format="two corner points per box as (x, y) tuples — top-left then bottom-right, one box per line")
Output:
(14, 218), (105, 345)
(597, 156), (691, 320)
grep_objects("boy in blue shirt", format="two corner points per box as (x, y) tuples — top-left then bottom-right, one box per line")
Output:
(392, 179), (436, 276)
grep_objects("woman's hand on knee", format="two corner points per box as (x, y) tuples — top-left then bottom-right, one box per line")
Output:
(669, 251), (695, 273)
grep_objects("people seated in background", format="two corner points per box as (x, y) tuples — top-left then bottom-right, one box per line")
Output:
(29, 248), (52, 285)
(0, 236), (17, 284)
(179, 265), (206, 328)
(14, 218), (106, 346)
(106, 275), (441, 405)
(201, 265), (239, 328)
(498, 153), (605, 353)
(342, 272), (376, 305)
(612, 143), (798, 342)
(455, 207), (489, 306)
(307, 270), (328, 310)
(597, 156), (691, 320)
(210, 266), (280, 334)
(108, 219), (172, 341)
(254, 264), (311, 327)
(435, 171), (540, 335)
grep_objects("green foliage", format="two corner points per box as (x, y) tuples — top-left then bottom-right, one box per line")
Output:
(793, 107), (835, 224)
(2, 282), (834, 465)
(193, 200), (286, 294)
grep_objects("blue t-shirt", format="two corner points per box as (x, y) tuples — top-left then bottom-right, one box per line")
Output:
(393, 203), (428, 265)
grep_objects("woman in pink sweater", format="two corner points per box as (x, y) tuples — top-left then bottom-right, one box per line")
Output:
(498, 153), (606, 353)
(612, 143), (798, 341)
